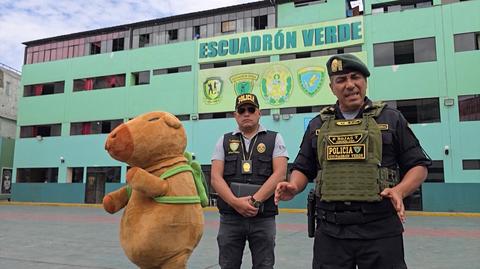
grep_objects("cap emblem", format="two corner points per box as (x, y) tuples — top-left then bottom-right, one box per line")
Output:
(331, 59), (343, 72)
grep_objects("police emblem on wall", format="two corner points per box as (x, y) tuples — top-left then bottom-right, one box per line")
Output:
(203, 77), (223, 104)
(260, 65), (293, 106)
(229, 73), (259, 95)
(297, 67), (325, 97)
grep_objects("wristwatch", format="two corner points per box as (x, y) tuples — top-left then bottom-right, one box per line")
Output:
(250, 196), (262, 208)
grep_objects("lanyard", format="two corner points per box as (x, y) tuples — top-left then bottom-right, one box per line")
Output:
(239, 134), (258, 161)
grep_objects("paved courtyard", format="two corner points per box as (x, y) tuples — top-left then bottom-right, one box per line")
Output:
(0, 203), (479, 268)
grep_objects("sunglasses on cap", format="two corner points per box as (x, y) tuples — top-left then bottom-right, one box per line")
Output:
(237, 106), (256, 114)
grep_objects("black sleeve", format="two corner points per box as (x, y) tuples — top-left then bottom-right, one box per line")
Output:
(395, 112), (432, 176)
(291, 118), (320, 180)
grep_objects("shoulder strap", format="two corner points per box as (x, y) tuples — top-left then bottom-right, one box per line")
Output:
(126, 152), (210, 207)
(319, 106), (335, 121)
(363, 101), (386, 118)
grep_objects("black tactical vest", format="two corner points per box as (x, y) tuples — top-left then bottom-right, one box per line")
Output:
(217, 130), (278, 216)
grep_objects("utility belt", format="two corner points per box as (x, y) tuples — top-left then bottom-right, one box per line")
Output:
(316, 199), (396, 225)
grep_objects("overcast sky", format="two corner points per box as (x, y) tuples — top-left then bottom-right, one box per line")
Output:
(0, 0), (258, 72)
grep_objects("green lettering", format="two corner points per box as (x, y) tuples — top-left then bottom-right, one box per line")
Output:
(251, 35), (261, 52)
(229, 38), (239, 55)
(337, 24), (350, 42)
(302, 29), (314, 47)
(207, 41), (218, 57)
(286, 31), (297, 49)
(218, 40), (228, 56)
(263, 34), (273, 51)
(199, 43), (208, 58)
(314, 28), (324, 45)
(352, 22), (362, 40)
(325, 26), (337, 44)
(239, 37), (250, 54)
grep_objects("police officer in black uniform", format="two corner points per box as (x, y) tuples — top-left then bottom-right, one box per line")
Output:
(275, 54), (431, 269)
(211, 93), (289, 269)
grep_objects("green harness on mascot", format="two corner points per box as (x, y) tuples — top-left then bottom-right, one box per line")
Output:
(316, 102), (399, 202)
(126, 152), (209, 207)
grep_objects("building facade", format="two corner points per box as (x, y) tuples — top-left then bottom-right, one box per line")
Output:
(0, 63), (19, 196)
(13, 0), (480, 211)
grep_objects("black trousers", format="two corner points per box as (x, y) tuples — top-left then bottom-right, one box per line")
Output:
(313, 231), (407, 269)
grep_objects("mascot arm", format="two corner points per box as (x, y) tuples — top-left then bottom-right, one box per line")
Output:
(103, 186), (129, 214)
(127, 167), (169, 198)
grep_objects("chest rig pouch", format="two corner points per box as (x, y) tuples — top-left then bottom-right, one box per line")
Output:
(316, 103), (398, 202)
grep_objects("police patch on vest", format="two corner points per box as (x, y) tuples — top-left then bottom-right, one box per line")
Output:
(229, 140), (240, 153)
(257, 143), (266, 153)
(336, 119), (362, 126)
(328, 133), (363, 145)
(326, 144), (366, 160)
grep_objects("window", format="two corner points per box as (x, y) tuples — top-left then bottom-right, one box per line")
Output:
(425, 160), (445, 182)
(24, 81), (65, 97)
(90, 41), (101, 55)
(253, 15), (268, 30)
(132, 71), (150, 85)
(67, 167), (84, 183)
(294, 0), (327, 7)
(221, 20), (236, 33)
(458, 94), (480, 121)
(213, 62), (227, 68)
(346, 0), (364, 17)
(168, 29), (178, 41)
(374, 37), (436, 66)
(20, 124), (61, 138)
(454, 32), (480, 52)
(153, 65), (191, 76)
(463, 160), (480, 170)
(70, 119), (123, 135)
(385, 98), (440, 123)
(16, 168), (59, 183)
(112, 38), (124, 51)
(394, 40), (414, 65)
(372, 0), (432, 14)
(73, 74), (126, 91)
(87, 166), (121, 183)
(139, 34), (150, 48)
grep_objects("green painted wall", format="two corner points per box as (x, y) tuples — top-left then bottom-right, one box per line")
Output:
(277, 2), (345, 27)
(423, 183), (480, 212)
(12, 183), (85, 203)
(13, 1), (480, 211)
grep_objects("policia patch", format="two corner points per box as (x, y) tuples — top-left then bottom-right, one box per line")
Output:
(326, 144), (366, 160)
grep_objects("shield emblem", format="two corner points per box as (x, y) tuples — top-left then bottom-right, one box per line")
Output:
(297, 67), (325, 97)
(230, 73), (259, 96)
(203, 77), (223, 104)
(354, 146), (362, 154)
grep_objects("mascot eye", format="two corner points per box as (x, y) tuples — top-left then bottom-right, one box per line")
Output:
(148, 117), (160, 122)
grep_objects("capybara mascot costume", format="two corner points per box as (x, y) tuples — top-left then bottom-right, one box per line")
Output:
(103, 111), (208, 269)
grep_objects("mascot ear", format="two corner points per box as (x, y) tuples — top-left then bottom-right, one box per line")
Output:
(163, 113), (182, 129)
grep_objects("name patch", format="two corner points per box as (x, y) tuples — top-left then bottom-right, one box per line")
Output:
(336, 119), (362, 126)
(327, 134), (363, 145)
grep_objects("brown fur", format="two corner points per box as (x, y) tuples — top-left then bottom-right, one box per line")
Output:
(103, 111), (204, 269)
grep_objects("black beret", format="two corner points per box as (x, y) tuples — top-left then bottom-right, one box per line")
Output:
(235, 93), (259, 109)
(326, 54), (370, 78)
